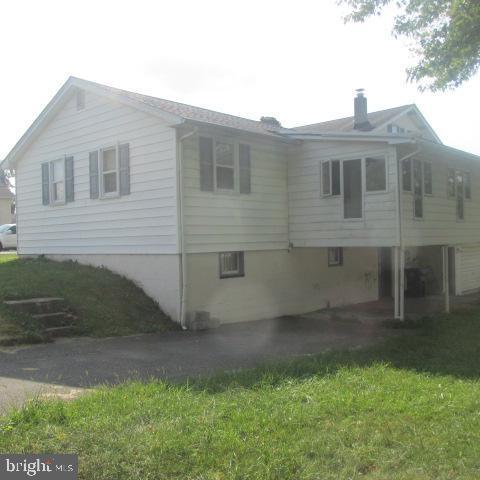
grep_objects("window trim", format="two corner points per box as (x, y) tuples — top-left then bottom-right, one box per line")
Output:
(99, 145), (120, 198)
(412, 158), (424, 219)
(423, 161), (433, 196)
(200, 135), (245, 195)
(214, 139), (237, 193)
(365, 156), (388, 194)
(402, 158), (413, 193)
(49, 158), (66, 205)
(464, 171), (472, 200)
(219, 251), (245, 279)
(328, 247), (343, 267)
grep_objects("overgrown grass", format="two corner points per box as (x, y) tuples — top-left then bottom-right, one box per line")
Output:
(0, 254), (177, 343)
(1, 313), (480, 479)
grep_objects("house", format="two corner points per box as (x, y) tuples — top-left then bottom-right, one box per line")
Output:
(0, 177), (14, 225)
(2, 77), (479, 326)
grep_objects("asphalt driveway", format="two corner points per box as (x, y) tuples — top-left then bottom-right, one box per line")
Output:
(0, 311), (397, 412)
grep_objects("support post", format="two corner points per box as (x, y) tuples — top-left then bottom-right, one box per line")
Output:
(399, 247), (405, 321)
(393, 246), (405, 320)
(443, 246), (450, 313)
(394, 246), (399, 319)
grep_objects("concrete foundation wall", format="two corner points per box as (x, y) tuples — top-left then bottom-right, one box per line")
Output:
(187, 247), (379, 324)
(44, 254), (181, 321)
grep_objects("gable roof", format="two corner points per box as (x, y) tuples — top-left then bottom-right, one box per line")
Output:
(292, 105), (413, 134)
(1, 76), (442, 168)
(83, 78), (284, 138)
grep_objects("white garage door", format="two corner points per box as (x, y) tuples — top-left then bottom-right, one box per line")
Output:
(457, 245), (480, 294)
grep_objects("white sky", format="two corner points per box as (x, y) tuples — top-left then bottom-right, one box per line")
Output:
(1, 0), (479, 159)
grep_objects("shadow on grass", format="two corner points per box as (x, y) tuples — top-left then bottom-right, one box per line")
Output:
(192, 313), (480, 393)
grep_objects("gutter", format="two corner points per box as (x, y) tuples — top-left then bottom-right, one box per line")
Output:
(177, 126), (198, 329)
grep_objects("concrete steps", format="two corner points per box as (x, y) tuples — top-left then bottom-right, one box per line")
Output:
(3, 297), (78, 339)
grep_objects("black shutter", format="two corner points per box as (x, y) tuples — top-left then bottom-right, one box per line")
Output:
(65, 156), (74, 202)
(89, 151), (99, 199)
(41, 163), (50, 205)
(119, 143), (130, 196)
(199, 137), (214, 191)
(239, 144), (251, 194)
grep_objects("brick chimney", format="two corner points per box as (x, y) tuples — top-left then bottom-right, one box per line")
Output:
(353, 89), (373, 131)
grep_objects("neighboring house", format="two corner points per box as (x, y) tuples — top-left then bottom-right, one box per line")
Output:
(0, 179), (14, 226)
(2, 77), (479, 325)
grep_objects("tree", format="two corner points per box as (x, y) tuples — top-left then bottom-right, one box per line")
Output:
(339, 0), (480, 91)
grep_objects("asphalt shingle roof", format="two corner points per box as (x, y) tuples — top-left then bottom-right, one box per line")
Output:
(84, 79), (284, 138)
(292, 105), (414, 134)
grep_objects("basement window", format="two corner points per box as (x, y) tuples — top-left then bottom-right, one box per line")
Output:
(219, 252), (245, 278)
(328, 247), (343, 267)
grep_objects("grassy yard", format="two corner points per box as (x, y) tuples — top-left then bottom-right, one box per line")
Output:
(0, 254), (177, 343)
(1, 312), (480, 479)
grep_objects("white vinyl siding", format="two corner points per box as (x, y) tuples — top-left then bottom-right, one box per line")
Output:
(15, 90), (178, 255)
(456, 245), (480, 294)
(401, 148), (480, 246)
(182, 126), (288, 253)
(289, 141), (398, 247)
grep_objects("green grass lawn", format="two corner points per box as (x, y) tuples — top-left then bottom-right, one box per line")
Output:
(0, 254), (177, 343)
(1, 312), (480, 479)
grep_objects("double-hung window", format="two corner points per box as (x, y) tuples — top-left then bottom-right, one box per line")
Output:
(215, 141), (235, 191)
(50, 159), (65, 204)
(101, 147), (119, 196)
(199, 137), (251, 194)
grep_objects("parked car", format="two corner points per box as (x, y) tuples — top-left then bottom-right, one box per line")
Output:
(0, 224), (16, 250)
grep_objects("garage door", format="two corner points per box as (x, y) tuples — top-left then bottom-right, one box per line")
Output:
(457, 245), (480, 294)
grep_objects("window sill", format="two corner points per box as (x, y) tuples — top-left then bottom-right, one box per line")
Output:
(99, 192), (121, 200)
(49, 200), (66, 207)
(365, 189), (388, 195)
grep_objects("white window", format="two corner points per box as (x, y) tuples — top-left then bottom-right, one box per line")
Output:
(328, 247), (343, 267)
(101, 147), (119, 196)
(402, 159), (412, 191)
(447, 168), (456, 197)
(423, 162), (433, 195)
(219, 252), (244, 278)
(321, 160), (340, 196)
(50, 158), (65, 204)
(465, 172), (472, 200)
(413, 159), (423, 218)
(365, 156), (386, 192)
(215, 141), (235, 191)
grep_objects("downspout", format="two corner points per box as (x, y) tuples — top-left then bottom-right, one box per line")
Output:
(177, 126), (198, 329)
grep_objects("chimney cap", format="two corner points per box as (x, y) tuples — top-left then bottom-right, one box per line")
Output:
(355, 88), (365, 96)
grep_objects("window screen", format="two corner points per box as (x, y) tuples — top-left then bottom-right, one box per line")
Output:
(366, 157), (386, 192)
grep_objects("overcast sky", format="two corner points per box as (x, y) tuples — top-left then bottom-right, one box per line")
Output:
(1, 0), (479, 160)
